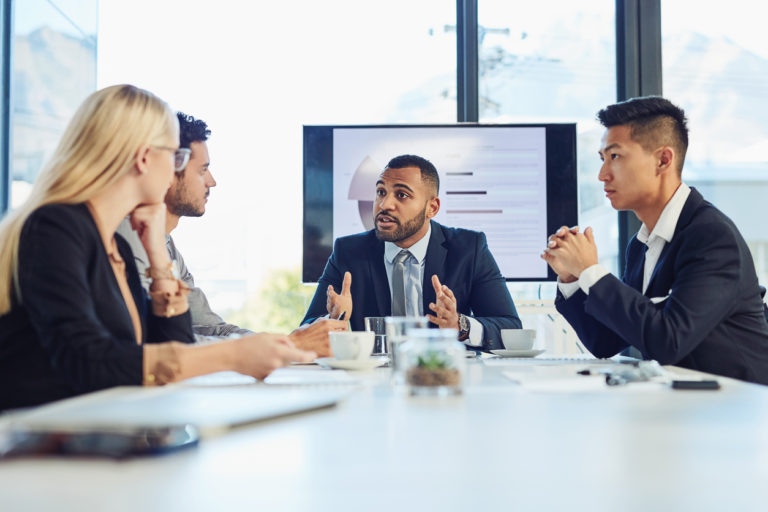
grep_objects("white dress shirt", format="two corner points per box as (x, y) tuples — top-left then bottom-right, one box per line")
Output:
(559, 183), (691, 298)
(384, 225), (484, 346)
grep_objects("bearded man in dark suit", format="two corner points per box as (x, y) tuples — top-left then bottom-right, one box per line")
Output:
(302, 154), (521, 351)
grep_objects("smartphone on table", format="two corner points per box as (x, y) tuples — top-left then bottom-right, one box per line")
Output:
(0, 424), (199, 459)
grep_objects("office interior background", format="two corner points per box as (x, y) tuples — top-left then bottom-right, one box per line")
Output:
(1, 0), (766, 333)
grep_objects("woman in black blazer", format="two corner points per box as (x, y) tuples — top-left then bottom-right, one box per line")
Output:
(0, 85), (315, 411)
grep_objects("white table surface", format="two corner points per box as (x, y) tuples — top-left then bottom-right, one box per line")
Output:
(2, 356), (768, 511)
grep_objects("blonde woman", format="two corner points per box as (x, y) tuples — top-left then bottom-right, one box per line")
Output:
(0, 85), (315, 411)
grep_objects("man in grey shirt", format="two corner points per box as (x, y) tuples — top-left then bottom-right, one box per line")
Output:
(120, 228), (250, 338)
(118, 112), (343, 353)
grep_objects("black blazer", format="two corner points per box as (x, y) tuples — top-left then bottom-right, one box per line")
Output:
(556, 188), (768, 384)
(302, 221), (521, 350)
(0, 203), (194, 411)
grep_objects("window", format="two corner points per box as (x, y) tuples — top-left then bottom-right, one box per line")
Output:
(662, 0), (768, 285)
(11, 0), (97, 208)
(98, 0), (456, 329)
(478, 0), (617, 298)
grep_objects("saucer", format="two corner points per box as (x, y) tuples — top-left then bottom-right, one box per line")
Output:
(490, 349), (545, 358)
(316, 357), (387, 371)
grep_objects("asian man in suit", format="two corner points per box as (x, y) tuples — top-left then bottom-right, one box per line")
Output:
(301, 154), (521, 351)
(542, 96), (768, 384)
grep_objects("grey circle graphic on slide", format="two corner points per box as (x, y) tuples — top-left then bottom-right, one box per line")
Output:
(348, 155), (381, 231)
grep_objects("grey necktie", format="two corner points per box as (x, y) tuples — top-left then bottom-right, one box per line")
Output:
(391, 250), (410, 316)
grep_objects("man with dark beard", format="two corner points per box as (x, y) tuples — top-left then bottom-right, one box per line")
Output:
(301, 154), (521, 351)
(118, 112), (345, 355)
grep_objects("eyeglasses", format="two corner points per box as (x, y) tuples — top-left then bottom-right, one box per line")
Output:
(153, 146), (192, 172)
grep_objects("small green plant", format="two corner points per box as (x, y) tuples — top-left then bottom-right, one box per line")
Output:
(408, 349), (461, 389)
(416, 350), (454, 370)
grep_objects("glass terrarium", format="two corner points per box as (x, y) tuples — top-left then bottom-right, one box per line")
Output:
(400, 328), (466, 396)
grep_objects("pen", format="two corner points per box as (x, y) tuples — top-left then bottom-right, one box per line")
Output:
(671, 379), (720, 390)
(338, 311), (346, 321)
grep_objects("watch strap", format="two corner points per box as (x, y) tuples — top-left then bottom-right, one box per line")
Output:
(458, 314), (470, 342)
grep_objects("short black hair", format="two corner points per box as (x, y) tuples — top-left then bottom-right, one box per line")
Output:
(597, 96), (689, 174)
(176, 111), (210, 149)
(385, 154), (439, 195)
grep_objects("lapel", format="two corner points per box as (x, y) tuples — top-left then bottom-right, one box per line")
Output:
(624, 237), (646, 292)
(366, 233), (391, 315)
(644, 188), (704, 293)
(422, 221), (447, 314)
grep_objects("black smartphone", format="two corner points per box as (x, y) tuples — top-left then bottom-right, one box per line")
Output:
(0, 424), (199, 459)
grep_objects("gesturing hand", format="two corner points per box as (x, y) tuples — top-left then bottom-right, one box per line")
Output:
(326, 271), (353, 320)
(426, 274), (460, 330)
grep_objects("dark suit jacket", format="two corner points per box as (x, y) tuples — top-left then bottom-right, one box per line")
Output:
(0, 203), (194, 411)
(556, 188), (768, 384)
(302, 221), (521, 350)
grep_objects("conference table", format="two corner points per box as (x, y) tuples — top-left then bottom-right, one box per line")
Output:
(1, 354), (768, 511)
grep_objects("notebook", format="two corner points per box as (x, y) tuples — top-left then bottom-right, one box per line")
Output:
(5, 384), (349, 437)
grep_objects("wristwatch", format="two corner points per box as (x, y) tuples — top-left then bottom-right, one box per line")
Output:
(458, 314), (470, 341)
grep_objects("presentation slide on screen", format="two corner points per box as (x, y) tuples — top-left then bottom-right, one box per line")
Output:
(332, 126), (548, 279)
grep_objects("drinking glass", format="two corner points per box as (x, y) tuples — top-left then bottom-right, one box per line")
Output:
(364, 317), (387, 356)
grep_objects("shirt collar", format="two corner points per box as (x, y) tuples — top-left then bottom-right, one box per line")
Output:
(636, 182), (691, 245)
(384, 223), (431, 264)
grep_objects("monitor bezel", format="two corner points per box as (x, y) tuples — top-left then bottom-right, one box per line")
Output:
(302, 123), (578, 283)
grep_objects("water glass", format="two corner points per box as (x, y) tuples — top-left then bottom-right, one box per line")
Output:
(364, 317), (387, 355)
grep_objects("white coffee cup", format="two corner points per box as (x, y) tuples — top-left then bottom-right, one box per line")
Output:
(329, 331), (375, 361)
(500, 329), (536, 350)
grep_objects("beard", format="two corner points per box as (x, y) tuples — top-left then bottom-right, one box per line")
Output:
(374, 203), (428, 243)
(166, 184), (205, 218)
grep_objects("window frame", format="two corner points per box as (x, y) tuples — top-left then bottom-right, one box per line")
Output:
(0, 0), (11, 213)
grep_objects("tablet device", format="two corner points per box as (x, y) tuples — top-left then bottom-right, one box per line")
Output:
(0, 424), (198, 459)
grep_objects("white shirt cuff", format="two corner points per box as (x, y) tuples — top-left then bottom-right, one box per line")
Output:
(557, 279), (582, 299)
(577, 264), (610, 295)
(464, 316), (484, 347)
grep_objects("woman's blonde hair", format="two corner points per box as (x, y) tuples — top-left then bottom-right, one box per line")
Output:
(0, 84), (176, 313)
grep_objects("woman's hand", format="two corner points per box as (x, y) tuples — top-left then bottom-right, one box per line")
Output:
(232, 333), (316, 380)
(130, 203), (170, 268)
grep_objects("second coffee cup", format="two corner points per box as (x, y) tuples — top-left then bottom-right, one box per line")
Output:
(500, 329), (537, 350)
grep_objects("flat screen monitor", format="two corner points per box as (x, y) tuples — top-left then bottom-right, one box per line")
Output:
(303, 124), (577, 283)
